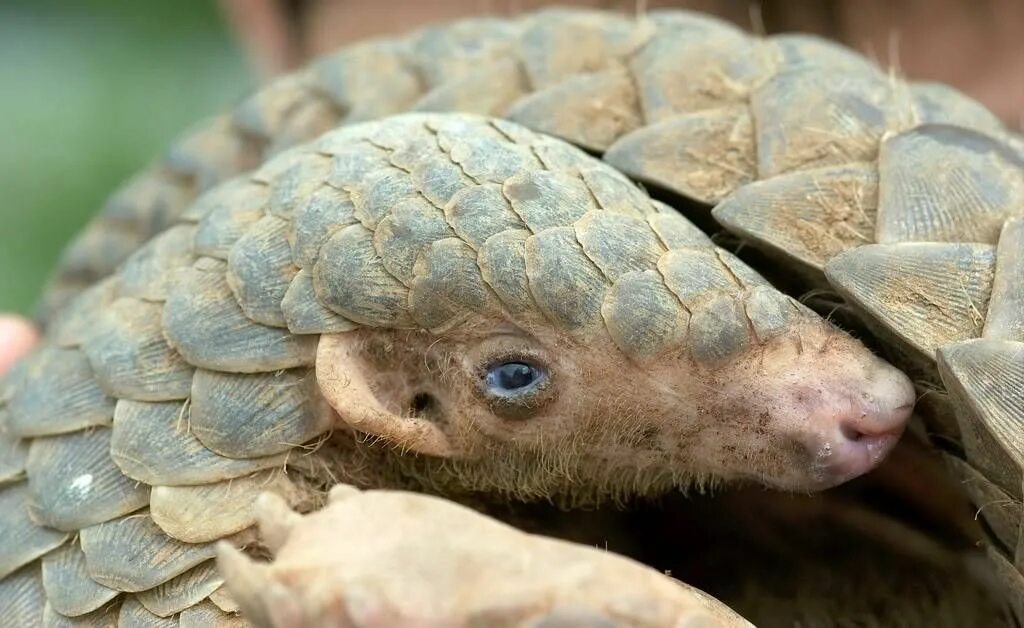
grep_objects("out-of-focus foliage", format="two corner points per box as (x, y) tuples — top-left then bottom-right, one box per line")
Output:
(0, 0), (249, 314)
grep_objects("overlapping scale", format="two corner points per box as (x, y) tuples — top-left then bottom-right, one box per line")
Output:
(26, 428), (149, 531)
(189, 369), (331, 459)
(117, 595), (176, 627)
(40, 542), (118, 618)
(0, 564), (46, 626)
(6, 348), (114, 438)
(0, 422), (28, 484)
(150, 469), (300, 544)
(110, 400), (288, 487)
(81, 298), (194, 402)
(79, 514), (216, 593)
(135, 560), (222, 618)
(163, 259), (317, 372)
(0, 484), (67, 579)
(506, 69), (641, 152)
(825, 243), (996, 360)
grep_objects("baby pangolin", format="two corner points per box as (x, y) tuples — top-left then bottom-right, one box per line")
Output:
(0, 113), (913, 623)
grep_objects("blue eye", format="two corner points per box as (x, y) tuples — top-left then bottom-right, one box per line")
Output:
(485, 362), (546, 397)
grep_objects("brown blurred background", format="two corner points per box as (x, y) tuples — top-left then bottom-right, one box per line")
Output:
(1, 0), (1020, 314)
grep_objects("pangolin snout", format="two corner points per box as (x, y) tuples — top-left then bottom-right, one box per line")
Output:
(806, 361), (915, 488)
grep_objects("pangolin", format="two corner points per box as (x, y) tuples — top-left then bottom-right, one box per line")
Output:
(4, 5), (1022, 625)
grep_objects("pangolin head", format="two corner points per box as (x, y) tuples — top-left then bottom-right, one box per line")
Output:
(281, 114), (914, 500)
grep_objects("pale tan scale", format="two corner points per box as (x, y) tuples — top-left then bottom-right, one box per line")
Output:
(605, 105), (757, 204)
(712, 162), (879, 272)
(413, 56), (529, 117)
(408, 18), (520, 87)
(311, 40), (422, 124)
(506, 68), (642, 152)
(43, 600), (120, 626)
(751, 69), (893, 178)
(630, 12), (758, 122)
(826, 243), (997, 361)
(178, 599), (249, 627)
(149, 469), (305, 545)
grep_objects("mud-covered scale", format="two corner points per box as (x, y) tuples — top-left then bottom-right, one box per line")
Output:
(2, 6), (1021, 626)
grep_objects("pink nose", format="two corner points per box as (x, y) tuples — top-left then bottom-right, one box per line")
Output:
(812, 368), (915, 488)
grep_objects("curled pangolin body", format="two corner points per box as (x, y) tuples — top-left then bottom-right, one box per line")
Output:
(3, 6), (1022, 625)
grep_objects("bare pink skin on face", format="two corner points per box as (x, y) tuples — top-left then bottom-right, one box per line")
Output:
(640, 322), (915, 492)
(763, 351), (914, 489)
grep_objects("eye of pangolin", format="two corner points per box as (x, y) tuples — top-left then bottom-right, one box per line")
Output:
(485, 361), (546, 398)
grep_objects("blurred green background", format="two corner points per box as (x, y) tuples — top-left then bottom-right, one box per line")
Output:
(0, 0), (250, 314)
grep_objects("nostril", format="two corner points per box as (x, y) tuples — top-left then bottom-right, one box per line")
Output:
(838, 408), (907, 444)
(840, 395), (914, 444)
(839, 422), (865, 442)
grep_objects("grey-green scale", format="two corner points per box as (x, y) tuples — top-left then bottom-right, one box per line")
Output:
(2, 6), (1023, 624)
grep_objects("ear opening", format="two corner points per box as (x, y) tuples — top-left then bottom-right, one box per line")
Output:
(316, 333), (454, 457)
